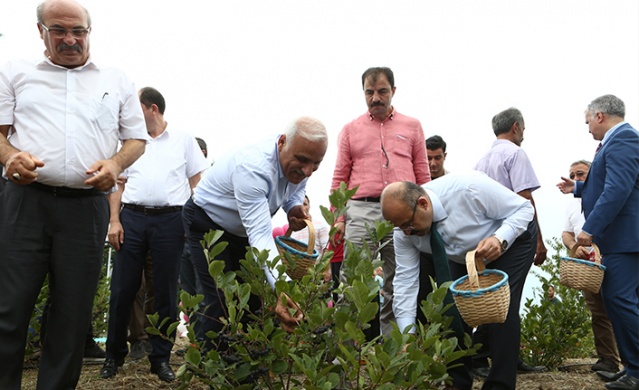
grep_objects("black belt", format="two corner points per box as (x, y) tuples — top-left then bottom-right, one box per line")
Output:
(29, 182), (105, 198)
(353, 196), (381, 203)
(123, 203), (183, 215)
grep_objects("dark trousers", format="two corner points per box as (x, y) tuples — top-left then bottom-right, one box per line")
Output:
(600, 252), (639, 377)
(0, 182), (108, 390)
(449, 221), (537, 390)
(105, 208), (183, 363)
(127, 254), (154, 344)
(182, 198), (262, 353)
(179, 243), (205, 341)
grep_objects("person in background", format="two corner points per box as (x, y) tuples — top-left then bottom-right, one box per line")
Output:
(0, 0), (147, 388)
(561, 159), (620, 374)
(182, 117), (328, 354)
(291, 195), (330, 256)
(101, 87), (208, 382)
(426, 135), (448, 179)
(474, 107), (548, 378)
(330, 66), (430, 340)
(557, 94), (638, 390)
(178, 136), (209, 346)
(546, 285), (561, 306)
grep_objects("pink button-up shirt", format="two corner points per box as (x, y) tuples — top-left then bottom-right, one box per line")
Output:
(331, 109), (430, 198)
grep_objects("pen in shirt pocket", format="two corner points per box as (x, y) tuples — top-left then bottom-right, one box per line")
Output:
(102, 92), (109, 100)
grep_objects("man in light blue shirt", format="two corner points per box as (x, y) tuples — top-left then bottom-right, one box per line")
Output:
(182, 116), (328, 353)
(381, 171), (536, 390)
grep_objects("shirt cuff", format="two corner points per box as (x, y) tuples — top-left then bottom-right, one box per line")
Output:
(396, 317), (416, 334)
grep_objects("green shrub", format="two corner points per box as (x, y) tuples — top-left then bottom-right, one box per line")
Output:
(150, 183), (476, 389)
(519, 238), (594, 369)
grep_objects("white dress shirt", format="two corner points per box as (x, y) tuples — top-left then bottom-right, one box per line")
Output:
(121, 126), (208, 206)
(0, 56), (147, 188)
(193, 135), (306, 286)
(393, 170), (534, 331)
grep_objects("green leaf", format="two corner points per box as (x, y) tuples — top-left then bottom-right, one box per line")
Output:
(185, 347), (201, 366)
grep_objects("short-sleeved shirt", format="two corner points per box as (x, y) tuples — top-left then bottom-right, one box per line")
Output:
(0, 56), (147, 188)
(474, 139), (540, 193)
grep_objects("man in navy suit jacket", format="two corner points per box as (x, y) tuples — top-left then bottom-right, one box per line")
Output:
(558, 94), (639, 390)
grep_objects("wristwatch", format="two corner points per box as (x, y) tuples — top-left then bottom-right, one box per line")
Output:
(492, 235), (508, 251)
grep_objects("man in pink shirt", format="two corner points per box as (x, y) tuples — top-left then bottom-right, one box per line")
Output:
(330, 67), (430, 339)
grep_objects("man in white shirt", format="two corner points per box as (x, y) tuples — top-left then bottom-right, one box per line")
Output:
(101, 87), (208, 382)
(381, 172), (536, 390)
(182, 117), (328, 353)
(561, 160), (620, 374)
(0, 1), (147, 388)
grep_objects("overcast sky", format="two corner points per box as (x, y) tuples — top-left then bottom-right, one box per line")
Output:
(2, 0), (638, 304)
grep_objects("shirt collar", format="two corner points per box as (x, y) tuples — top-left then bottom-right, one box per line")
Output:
(367, 107), (395, 122)
(425, 188), (447, 223)
(602, 121), (627, 145)
(39, 53), (96, 71)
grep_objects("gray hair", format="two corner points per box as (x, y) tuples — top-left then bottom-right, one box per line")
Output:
(570, 159), (591, 168)
(492, 107), (524, 136)
(37, 0), (92, 26)
(283, 116), (328, 150)
(587, 94), (625, 119)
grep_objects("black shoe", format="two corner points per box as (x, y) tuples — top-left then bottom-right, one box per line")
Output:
(593, 357), (620, 373)
(83, 344), (106, 362)
(598, 369), (627, 382)
(100, 358), (123, 379)
(150, 361), (175, 382)
(473, 367), (490, 379)
(605, 374), (639, 390)
(517, 362), (547, 373)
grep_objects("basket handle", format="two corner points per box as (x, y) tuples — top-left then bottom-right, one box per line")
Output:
(285, 219), (315, 256)
(465, 250), (486, 291)
(569, 243), (601, 265)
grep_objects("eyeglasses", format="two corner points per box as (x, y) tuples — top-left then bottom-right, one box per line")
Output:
(40, 23), (91, 38)
(399, 197), (420, 233)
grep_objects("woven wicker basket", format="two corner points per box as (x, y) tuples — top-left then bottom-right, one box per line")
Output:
(274, 219), (319, 280)
(560, 243), (605, 294)
(450, 250), (510, 328)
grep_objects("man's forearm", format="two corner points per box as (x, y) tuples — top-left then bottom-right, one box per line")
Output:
(111, 139), (145, 173)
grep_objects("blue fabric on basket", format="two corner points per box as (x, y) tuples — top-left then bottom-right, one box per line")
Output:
(450, 269), (509, 298)
(559, 256), (606, 271)
(274, 236), (319, 259)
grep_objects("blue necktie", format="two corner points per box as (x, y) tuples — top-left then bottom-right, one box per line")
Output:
(429, 222), (465, 339)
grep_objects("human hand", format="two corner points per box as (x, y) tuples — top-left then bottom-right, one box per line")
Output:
(576, 231), (593, 247)
(475, 236), (502, 262)
(533, 241), (548, 266)
(557, 177), (575, 194)
(85, 159), (121, 191)
(275, 293), (304, 333)
(107, 221), (124, 251)
(572, 245), (591, 260)
(329, 222), (345, 247)
(5, 151), (44, 185)
(287, 205), (310, 232)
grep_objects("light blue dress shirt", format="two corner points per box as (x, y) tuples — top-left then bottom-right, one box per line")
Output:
(474, 139), (540, 194)
(393, 170), (534, 332)
(193, 135), (306, 287)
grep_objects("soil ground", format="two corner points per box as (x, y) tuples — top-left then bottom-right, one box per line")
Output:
(21, 339), (608, 389)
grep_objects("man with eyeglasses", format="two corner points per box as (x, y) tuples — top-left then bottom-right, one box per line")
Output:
(0, 0), (147, 389)
(330, 67), (430, 340)
(380, 171), (536, 390)
(561, 160), (621, 377)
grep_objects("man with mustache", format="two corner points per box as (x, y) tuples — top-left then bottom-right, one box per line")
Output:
(182, 117), (328, 353)
(561, 159), (620, 376)
(0, 0), (147, 388)
(330, 67), (430, 340)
